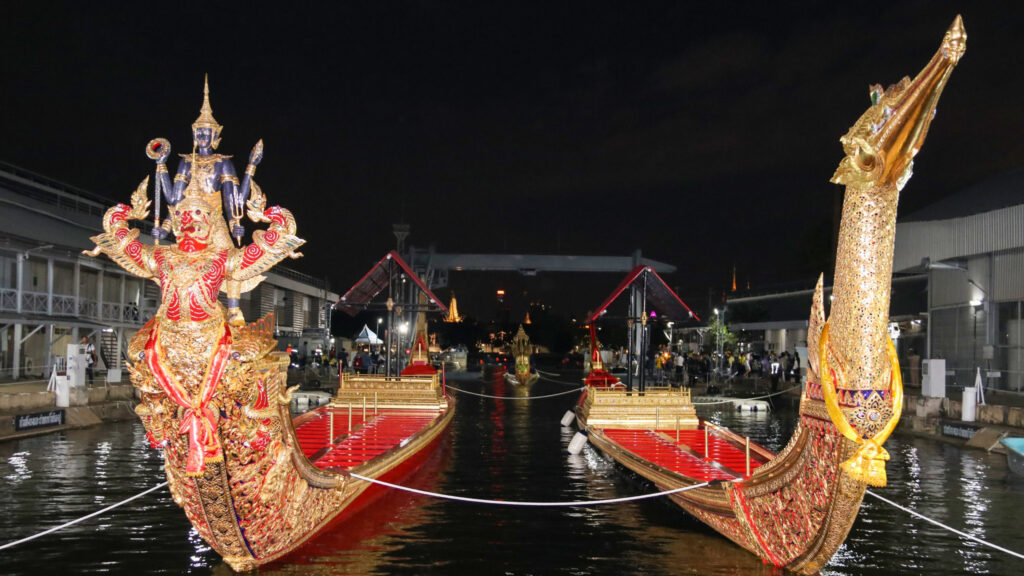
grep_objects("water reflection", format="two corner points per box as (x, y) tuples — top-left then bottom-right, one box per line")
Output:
(0, 377), (1023, 574)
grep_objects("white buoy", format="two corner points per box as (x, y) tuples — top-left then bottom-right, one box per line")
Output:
(568, 431), (588, 455)
(560, 410), (576, 427)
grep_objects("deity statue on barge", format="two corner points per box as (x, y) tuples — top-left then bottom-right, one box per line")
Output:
(149, 76), (264, 326)
(86, 79), (455, 571)
(84, 80), (320, 568)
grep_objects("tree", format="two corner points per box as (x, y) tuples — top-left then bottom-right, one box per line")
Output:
(707, 313), (738, 354)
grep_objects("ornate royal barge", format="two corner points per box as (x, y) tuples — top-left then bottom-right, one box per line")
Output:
(86, 83), (453, 571)
(574, 17), (965, 574)
(504, 325), (539, 386)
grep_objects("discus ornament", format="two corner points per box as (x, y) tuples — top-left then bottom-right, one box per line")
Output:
(146, 138), (171, 245)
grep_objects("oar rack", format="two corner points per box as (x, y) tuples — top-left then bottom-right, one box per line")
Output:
(333, 373), (448, 411)
(583, 386), (700, 430)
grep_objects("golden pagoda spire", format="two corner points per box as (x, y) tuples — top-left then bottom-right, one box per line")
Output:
(444, 292), (463, 323)
(731, 265), (737, 292)
(524, 311), (532, 324)
(192, 74), (223, 134)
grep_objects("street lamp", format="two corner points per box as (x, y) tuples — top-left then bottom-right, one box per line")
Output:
(970, 298), (984, 373)
(713, 308), (726, 380)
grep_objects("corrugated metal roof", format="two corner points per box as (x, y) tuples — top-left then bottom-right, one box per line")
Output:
(902, 166), (1024, 222)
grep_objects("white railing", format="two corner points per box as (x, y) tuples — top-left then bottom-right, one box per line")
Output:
(20, 291), (48, 313)
(52, 294), (76, 315)
(78, 298), (98, 318)
(101, 302), (124, 322)
(0, 288), (16, 311)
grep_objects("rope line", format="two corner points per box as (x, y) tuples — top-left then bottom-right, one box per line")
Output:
(350, 472), (711, 506)
(538, 374), (580, 386)
(691, 385), (801, 405)
(0, 481), (169, 551)
(446, 384), (586, 400)
(865, 490), (1024, 560)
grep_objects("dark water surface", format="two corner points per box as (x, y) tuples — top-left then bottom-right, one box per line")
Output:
(3, 371), (1024, 575)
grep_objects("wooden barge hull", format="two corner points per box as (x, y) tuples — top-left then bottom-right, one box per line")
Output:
(577, 385), (865, 574)
(158, 354), (454, 571)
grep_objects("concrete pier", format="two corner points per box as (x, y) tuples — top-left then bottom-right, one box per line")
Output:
(0, 380), (135, 441)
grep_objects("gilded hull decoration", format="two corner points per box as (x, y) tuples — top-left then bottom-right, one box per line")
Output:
(575, 17), (964, 574)
(87, 80), (453, 571)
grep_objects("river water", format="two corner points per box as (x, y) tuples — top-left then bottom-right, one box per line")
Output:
(2, 371), (1023, 575)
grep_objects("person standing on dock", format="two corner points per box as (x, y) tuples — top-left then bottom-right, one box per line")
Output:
(769, 353), (782, 392)
(81, 336), (95, 385)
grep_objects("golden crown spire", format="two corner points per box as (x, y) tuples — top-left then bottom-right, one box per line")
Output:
(192, 74), (222, 133)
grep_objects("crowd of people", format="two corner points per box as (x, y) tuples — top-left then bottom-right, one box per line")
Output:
(284, 343), (397, 376)
(602, 345), (803, 392)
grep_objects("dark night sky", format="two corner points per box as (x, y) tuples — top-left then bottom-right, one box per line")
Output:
(4, 2), (1024, 321)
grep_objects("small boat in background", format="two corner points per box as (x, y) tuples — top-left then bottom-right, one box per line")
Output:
(504, 325), (539, 386)
(999, 437), (1024, 476)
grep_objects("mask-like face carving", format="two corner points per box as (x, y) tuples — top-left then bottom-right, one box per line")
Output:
(172, 198), (214, 251)
(192, 127), (220, 151)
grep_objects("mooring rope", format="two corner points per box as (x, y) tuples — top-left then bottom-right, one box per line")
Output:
(538, 373), (581, 386)
(350, 472), (711, 506)
(0, 481), (169, 551)
(6, 476), (1024, 562)
(865, 490), (1024, 560)
(446, 384), (586, 400)
(691, 385), (801, 405)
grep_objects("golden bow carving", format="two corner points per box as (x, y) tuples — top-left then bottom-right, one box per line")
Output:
(817, 322), (904, 487)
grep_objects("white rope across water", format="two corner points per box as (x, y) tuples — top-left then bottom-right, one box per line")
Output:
(446, 384), (585, 400)
(537, 374), (581, 386)
(865, 490), (1024, 561)
(0, 481), (169, 551)
(7, 473), (1024, 563)
(691, 385), (801, 405)
(350, 472), (711, 506)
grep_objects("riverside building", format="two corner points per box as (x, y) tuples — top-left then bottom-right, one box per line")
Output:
(0, 162), (336, 382)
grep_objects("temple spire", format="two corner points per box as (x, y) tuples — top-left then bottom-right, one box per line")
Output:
(444, 292), (463, 323)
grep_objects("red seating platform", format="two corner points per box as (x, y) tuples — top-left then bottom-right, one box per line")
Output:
(293, 408), (439, 470)
(603, 427), (765, 481)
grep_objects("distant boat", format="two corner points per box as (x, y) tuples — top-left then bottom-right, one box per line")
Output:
(504, 325), (539, 386)
(999, 437), (1024, 476)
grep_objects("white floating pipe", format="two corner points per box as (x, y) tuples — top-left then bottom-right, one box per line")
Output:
(568, 432), (588, 455)
(560, 410), (576, 427)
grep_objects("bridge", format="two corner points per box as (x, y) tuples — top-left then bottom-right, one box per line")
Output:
(403, 246), (676, 291)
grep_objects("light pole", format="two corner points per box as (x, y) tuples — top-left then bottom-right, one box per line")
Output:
(714, 308), (725, 381)
(377, 317), (383, 374)
(970, 298), (983, 372)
